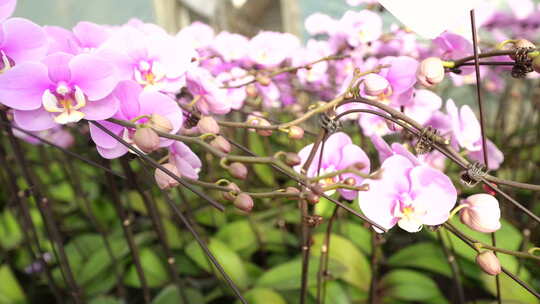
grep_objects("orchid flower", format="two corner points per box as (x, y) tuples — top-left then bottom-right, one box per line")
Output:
(0, 52), (119, 130)
(359, 154), (457, 232)
(295, 132), (370, 200)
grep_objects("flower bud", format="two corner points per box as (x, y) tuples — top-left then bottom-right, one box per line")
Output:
(197, 116), (220, 134)
(476, 251), (501, 276)
(306, 192), (320, 205)
(228, 162), (248, 179)
(255, 119), (273, 137)
(344, 177), (356, 186)
(154, 163), (180, 190)
(288, 126), (304, 140)
(459, 194), (501, 233)
(246, 84), (258, 97)
(363, 74), (390, 96)
(256, 75), (271, 86)
(210, 136), (231, 153)
(222, 182), (240, 201)
(285, 186), (300, 195)
(417, 57), (445, 87)
(149, 113), (173, 133)
(234, 193), (254, 212)
(133, 127), (160, 153)
(284, 152), (301, 166)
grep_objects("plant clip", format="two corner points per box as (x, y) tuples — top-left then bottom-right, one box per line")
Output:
(318, 113), (342, 134)
(511, 47), (534, 78)
(183, 109), (200, 129)
(414, 126), (448, 154)
(460, 162), (488, 188)
(303, 215), (324, 228)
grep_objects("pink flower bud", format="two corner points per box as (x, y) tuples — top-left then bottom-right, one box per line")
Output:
(234, 193), (254, 212)
(256, 75), (271, 86)
(154, 163), (180, 190)
(285, 186), (300, 194)
(248, 117), (273, 136)
(476, 251), (501, 276)
(246, 84), (258, 97)
(197, 116), (220, 134)
(417, 57), (445, 87)
(288, 126), (304, 139)
(210, 136), (231, 153)
(284, 152), (301, 166)
(150, 114), (173, 133)
(363, 74), (390, 96)
(256, 119), (273, 136)
(306, 192), (320, 205)
(133, 127), (160, 153)
(459, 194), (501, 233)
(222, 182), (240, 201)
(228, 162), (248, 179)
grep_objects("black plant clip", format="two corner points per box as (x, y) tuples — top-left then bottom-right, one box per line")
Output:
(460, 162), (488, 188)
(183, 109), (200, 129)
(319, 113), (342, 134)
(511, 47), (534, 78)
(414, 126), (449, 154)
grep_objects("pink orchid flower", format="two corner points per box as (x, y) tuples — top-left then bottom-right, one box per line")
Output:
(359, 154), (457, 232)
(89, 80), (182, 159)
(294, 132), (370, 200)
(446, 99), (503, 170)
(0, 52), (119, 131)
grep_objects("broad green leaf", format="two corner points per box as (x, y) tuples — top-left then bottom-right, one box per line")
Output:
(311, 233), (371, 291)
(88, 297), (121, 304)
(387, 242), (452, 277)
(314, 197), (336, 218)
(242, 288), (286, 304)
(49, 182), (75, 202)
(0, 265), (25, 304)
(309, 281), (349, 304)
(340, 221), (372, 255)
(0, 210), (22, 249)
(194, 207), (227, 227)
(124, 248), (168, 288)
(481, 271), (539, 304)
(152, 285), (204, 304)
(163, 219), (184, 249)
(248, 132), (275, 186)
(185, 238), (249, 289)
(382, 269), (444, 302)
(216, 220), (257, 253)
(256, 257), (346, 291)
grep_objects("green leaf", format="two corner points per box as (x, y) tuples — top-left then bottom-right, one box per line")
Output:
(163, 219), (184, 249)
(382, 269), (444, 302)
(248, 132), (275, 186)
(387, 242), (452, 277)
(0, 210), (22, 249)
(309, 281), (349, 304)
(77, 235), (130, 285)
(256, 257), (346, 291)
(152, 285), (204, 304)
(124, 248), (168, 288)
(340, 221), (372, 255)
(311, 233), (371, 291)
(185, 238), (249, 290)
(215, 220), (257, 254)
(88, 296), (121, 304)
(0, 265), (25, 304)
(242, 288), (286, 304)
(481, 271), (539, 304)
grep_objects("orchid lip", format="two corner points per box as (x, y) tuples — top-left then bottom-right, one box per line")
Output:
(42, 85), (87, 124)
